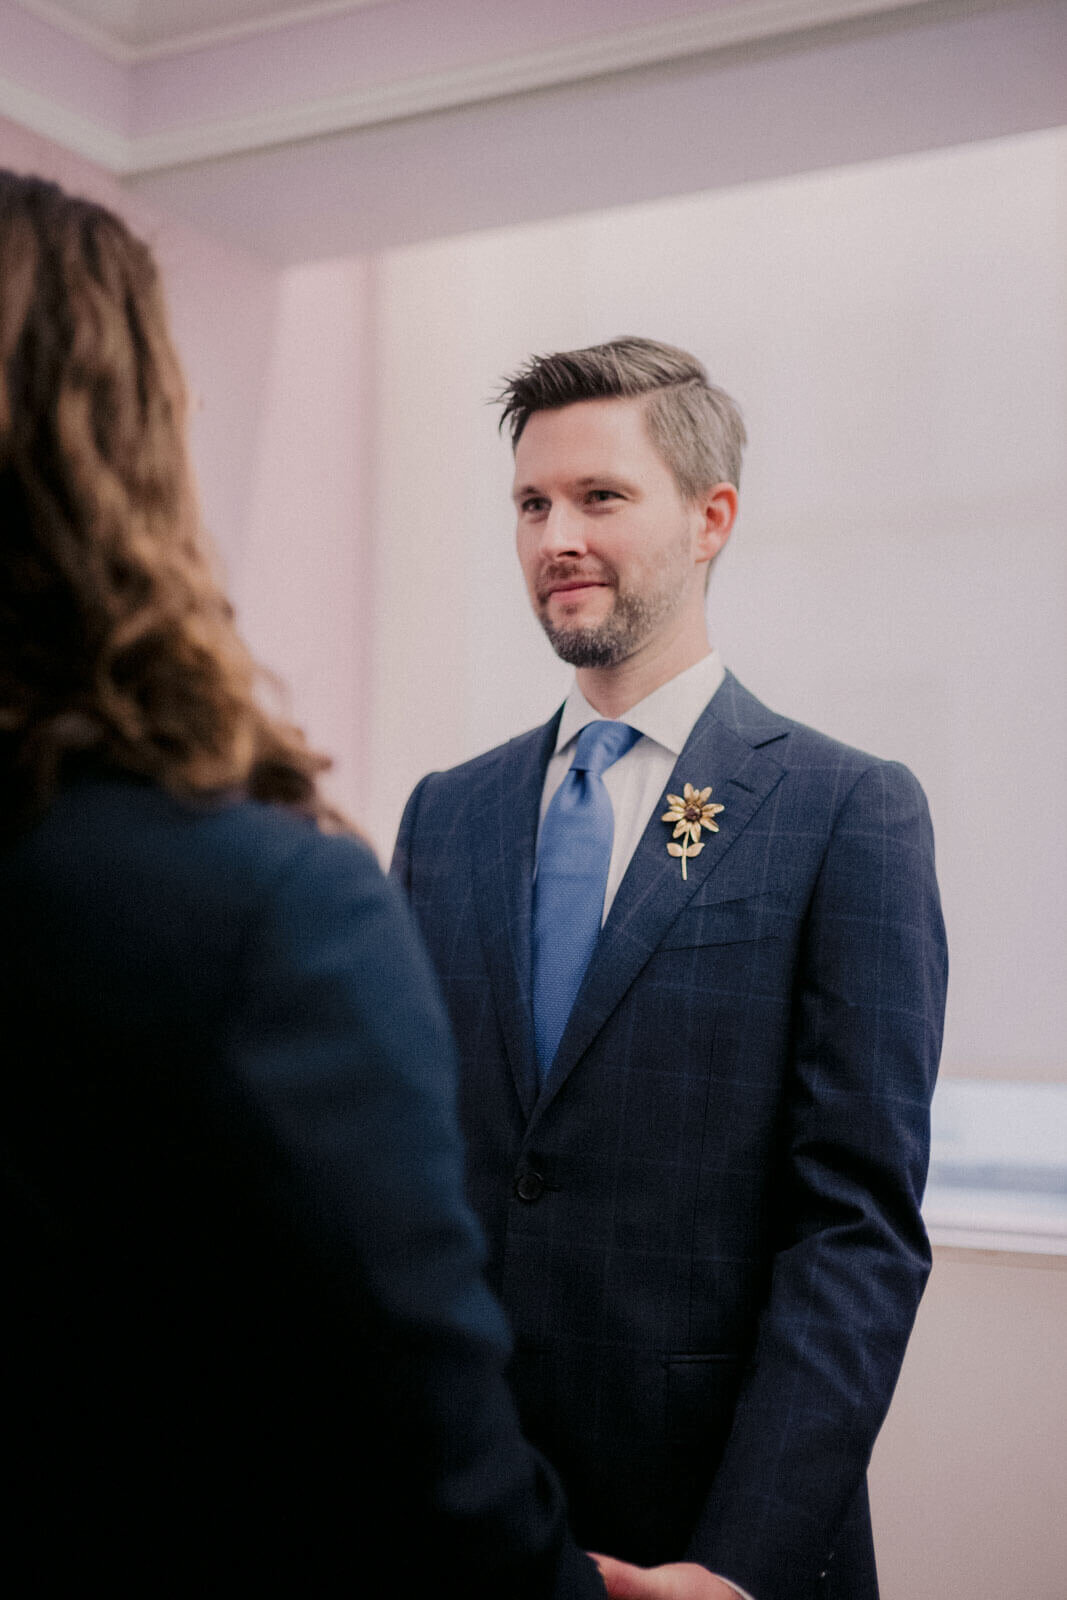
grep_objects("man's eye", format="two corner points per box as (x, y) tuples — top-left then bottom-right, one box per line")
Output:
(587, 489), (618, 503)
(522, 497), (548, 515)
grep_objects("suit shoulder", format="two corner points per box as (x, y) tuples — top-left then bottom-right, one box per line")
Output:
(782, 720), (928, 812)
(11, 772), (384, 946)
(714, 675), (926, 796)
(411, 720), (556, 799)
(777, 715), (913, 782)
(0, 775), (396, 1046)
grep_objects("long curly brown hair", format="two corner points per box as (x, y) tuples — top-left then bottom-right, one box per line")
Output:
(0, 170), (344, 831)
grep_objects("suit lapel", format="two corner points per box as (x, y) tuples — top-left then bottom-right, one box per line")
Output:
(533, 677), (788, 1116)
(470, 713), (560, 1119)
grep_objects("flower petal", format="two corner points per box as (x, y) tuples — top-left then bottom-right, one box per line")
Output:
(673, 820), (689, 838)
(666, 793), (684, 809)
(683, 782), (697, 801)
(698, 786), (712, 803)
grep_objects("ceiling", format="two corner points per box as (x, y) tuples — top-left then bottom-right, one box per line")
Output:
(1, 0), (1060, 266)
(2, 0), (1056, 208)
(15, 0), (388, 56)
(6, 0), (957, 174)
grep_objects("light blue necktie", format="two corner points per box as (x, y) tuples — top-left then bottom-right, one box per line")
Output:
(532, 720), (642, 1077)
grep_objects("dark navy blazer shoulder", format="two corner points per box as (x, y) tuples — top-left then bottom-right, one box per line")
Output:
(1, 769), (603, 1600)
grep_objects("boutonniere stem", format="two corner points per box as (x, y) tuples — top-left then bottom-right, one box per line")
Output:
(661, 783), (724, 880)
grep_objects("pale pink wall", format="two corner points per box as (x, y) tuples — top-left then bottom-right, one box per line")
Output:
(233, 258), (373, 823)
(0, 113), (278, 568)
(0, 111), (124, 205)
(0, 115), (373, 822)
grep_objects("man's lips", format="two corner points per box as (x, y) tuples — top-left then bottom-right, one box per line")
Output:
(542, 579), (610, 599)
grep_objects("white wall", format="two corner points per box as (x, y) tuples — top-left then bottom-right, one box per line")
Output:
(369, 127), (1067, 1089)
(870, 1250), (1067, 1599)
(227, 258), (374, 822)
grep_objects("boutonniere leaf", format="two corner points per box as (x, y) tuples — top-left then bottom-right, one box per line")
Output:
(661, 782), (724, 880)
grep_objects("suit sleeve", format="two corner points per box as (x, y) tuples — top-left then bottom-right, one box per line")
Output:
(225, 827), (602, 1599)
(686, 760), (947, 1600)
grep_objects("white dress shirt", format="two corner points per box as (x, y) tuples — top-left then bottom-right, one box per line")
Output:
(538, 647), (757, 1600)
(539, 649), (727, 924)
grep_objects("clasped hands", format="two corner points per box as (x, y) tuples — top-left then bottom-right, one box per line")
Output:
(591, 1555), (742, 1599)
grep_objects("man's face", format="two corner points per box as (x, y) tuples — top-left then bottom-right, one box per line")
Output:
(512, 396), (706, 669)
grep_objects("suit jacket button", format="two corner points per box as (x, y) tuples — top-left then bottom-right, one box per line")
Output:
(514, 1169), (544, 1202)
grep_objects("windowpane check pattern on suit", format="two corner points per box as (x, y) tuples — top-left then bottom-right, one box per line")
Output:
(532, 720), (641, 1077)
(393, 671), (948, 1600)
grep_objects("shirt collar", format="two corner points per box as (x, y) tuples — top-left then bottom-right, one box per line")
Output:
(554, 648), (726, 757)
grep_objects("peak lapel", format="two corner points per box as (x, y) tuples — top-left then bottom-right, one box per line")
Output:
(470, 714), (560, 1119)
(533, 681), (788, 1117)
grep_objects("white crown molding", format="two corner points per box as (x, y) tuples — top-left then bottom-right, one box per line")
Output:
(129, 0), (961, 175)
(9, 0), (382, 63)
(0, 0), (1011, 178)
(0, 69), (128, 167)
(132, 1), (384, 64)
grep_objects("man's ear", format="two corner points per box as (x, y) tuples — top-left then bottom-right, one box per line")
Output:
(694, 482), (738, 565)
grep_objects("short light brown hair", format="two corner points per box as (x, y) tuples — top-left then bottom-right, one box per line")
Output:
(0, 169), (342, 831)
(497, 335), (746, 499)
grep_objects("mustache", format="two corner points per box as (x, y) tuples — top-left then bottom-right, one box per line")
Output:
(536, 561), (616, 601)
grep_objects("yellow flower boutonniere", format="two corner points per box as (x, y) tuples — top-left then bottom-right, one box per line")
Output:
(661, 783), (725, 880)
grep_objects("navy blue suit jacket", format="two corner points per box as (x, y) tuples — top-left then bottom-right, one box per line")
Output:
(1, 768), (603, 1598)
(393, 673), (948, 1600)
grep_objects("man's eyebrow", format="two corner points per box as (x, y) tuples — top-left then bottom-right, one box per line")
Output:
(512, 474), (633, 500)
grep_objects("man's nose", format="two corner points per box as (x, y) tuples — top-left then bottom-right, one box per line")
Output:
(539, 503), (587, 557)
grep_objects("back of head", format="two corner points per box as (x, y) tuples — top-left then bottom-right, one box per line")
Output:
(0, 171), (337, 830)
(497, 334), (746, 500)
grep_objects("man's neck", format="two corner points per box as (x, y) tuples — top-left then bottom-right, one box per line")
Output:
(576, 628), (712, 720)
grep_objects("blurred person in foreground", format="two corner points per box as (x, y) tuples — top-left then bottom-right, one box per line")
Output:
(0, 169), (604, 1598)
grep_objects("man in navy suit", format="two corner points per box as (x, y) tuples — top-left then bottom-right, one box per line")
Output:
(393, 338), (947, 1600)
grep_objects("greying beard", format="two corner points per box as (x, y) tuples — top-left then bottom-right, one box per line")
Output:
(538, 589), (668, 668)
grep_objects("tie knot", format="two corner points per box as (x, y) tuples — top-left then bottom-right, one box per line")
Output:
(571, 720), (641, 777)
